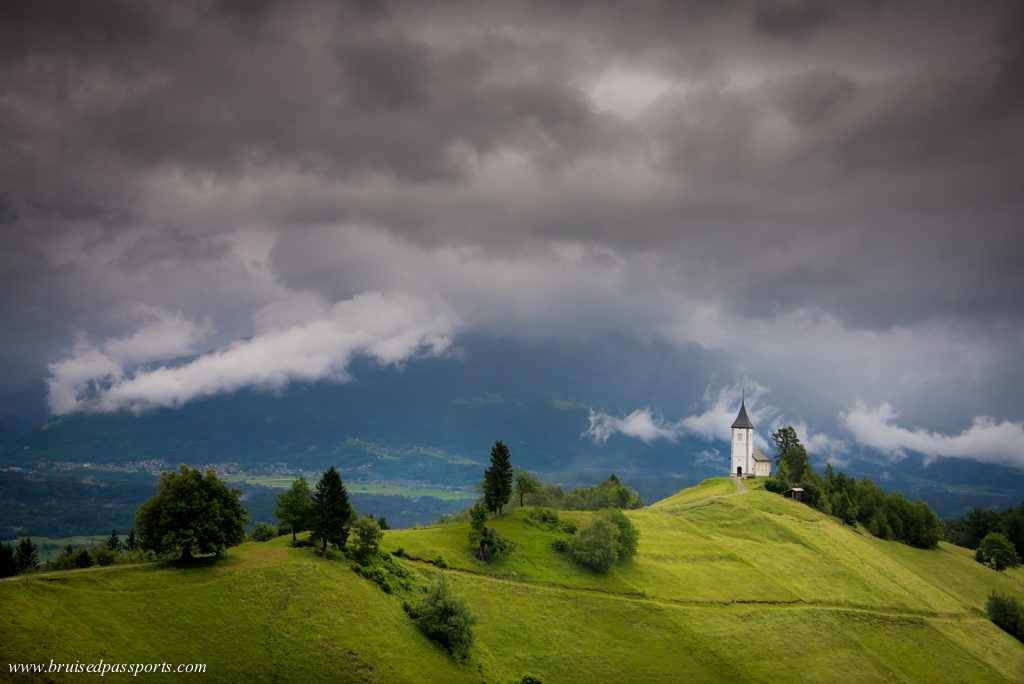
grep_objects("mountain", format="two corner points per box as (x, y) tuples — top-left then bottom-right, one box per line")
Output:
(3, 335), (1023, 523)
(2, 480), (1023, 681)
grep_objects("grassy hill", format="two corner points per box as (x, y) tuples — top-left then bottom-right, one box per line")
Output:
(3, 479), (1024, 682)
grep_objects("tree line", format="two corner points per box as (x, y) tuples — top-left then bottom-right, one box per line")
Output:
(943, 501), (1024, 571)
(763, 426), (942, 549)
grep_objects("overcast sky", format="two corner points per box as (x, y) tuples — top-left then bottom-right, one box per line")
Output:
(2, 1), (1024, 467)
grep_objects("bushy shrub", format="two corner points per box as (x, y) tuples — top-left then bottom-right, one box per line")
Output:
(351, 515), (383, 562)
(408, 575), (476, 658)
(432, 554), (449, 569)
(557, 519), (577, 534)
(250, 522), (278, 542)
(93, 547), (116, 566)
(352, 550), (410, 594)
(73, 547), (94, 568)
(525, 507), (561, 529)
(551, 538), (569, 553)
(470, 527), (515, 562)
(986, 592), (1024, 642)
(569, 516), (621, 573)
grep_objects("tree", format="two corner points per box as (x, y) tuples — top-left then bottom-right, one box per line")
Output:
(482, 440), (514, 516)
(410, 574), (476, 658)
(311, 466), (352, 557)
(135, 466), (249, 561)
(351, 515), (383, 562)
(250, 522), (278, 542)
(0, 542), (17, 577)
(607, 508), (640, 558)
(771, 426), (808, 485)
(275, 476), (314, 541)
(15, 536), (38, 572)
(513, 467), (540, 508)
(126, 528), (137, 552)
(977, 531), (1021, 571)
(106, 528), (122, 552)
(986, 593), (1024, 642)
(377, 516), (389, 531)
(836, 491), (858, 526)
(569, 516), (622, 573)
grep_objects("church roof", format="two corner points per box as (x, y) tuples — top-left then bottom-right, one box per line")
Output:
(731, 400), (754, 429)
(752, 448), (772, 462)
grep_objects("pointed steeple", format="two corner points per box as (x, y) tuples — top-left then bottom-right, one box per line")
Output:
(731, 399), (754, 429)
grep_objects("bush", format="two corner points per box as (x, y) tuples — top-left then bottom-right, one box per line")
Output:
(551, 538), (569, 553)
(470, 527), (515, 562)
(569, 516), (621, 573)
(764, 477), (788, 494)
(93, 547), (116, 566)
(557, 519), (577, 534)
(352, 550), (410, 594)
(351, 515), (383, 562)
(986, 592), (1024, 642)
(409, 574), (476, 658)
(607, 508), (640, 558)
(525, 507), (561, 529)
(250, 522), (278, 542)
(432, 554), (449, 569)
(73, 547), (94, 568)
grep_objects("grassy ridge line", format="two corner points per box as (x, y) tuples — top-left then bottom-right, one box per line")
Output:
(3, 479), (1024, 681)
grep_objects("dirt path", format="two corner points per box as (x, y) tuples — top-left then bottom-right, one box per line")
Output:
(0, 561), (161, 583)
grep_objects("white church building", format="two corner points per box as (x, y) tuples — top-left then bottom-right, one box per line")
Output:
(730, 399), (772, 478)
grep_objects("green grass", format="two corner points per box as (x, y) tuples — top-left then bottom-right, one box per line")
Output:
(647, 476), (738, 508)
(3, 479), (1024, 682)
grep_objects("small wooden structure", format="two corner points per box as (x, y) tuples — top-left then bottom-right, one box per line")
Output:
(782, 487), (804, 502)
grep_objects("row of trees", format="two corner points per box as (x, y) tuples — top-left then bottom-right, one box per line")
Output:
(764, 428), (942, 549)
(943, 501), (1024, 561)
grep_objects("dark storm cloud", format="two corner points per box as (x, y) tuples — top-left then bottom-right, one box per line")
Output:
(1, 0), (1023, 453)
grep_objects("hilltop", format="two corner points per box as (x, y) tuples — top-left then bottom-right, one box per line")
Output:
(3, 479), (1024, 682)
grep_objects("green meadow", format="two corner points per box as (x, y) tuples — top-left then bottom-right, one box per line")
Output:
(3, 478), (1023, 682)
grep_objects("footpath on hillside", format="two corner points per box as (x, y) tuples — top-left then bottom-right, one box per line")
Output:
(1, 560), (161, 583)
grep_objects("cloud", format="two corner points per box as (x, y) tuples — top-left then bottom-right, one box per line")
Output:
(47, 291), (459, 414)
(841, 402), (1024, 469)
(582, 408), (681, 444)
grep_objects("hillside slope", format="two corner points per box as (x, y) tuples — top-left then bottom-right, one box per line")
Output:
(3, 479), (1024, 682)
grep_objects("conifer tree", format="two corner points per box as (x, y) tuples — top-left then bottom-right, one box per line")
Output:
(106, 528), (121, 552)
(15, 536), (38, 572)
(126, 528), (137, 552)
(311, 466), (352, 557)
(483, 440), (513, 516)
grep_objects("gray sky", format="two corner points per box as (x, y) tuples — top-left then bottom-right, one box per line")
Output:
(2, 1), (1024, 467)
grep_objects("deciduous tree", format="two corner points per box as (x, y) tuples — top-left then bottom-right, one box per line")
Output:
(771, 426), (808, 485)
(135, 466), (249, 561)
(513, 467), (540, 508)
(275, 476), (314, 541)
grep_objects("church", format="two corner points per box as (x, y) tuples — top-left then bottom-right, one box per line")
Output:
(730, 399), (772, 478)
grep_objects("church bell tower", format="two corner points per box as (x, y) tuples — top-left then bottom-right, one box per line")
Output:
(730, 398), (754, 477)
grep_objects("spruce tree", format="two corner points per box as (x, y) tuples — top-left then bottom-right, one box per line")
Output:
(15, 536), (38, 572)
(483, 440), (514, 516)
(311, 466), (352, 557)
(126, 528), (137, 552)
(106, 528), (121, 552)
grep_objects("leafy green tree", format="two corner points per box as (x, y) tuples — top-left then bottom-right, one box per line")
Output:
(15, 536), (38, 572)
(977, 532), (1021, 571)
(0, 542), (16, 577)
(771, 426), (808, 485)
(135, 466), (249, 561)
(483, 440), (514, 516)
(106, 528), (122, 552)
(250, 522), (278, 542)
(836, 491), (858, 526)
(986, 592), (1024, 642)
(351, 515), (383, 562)
(513, 467), (540, 508)
(569, 516), (622, 573)
(311, 466), (352, 557)
(410, 574), (476, 658)
(275, 476), (314, 541)
(607, 508), (640, 558)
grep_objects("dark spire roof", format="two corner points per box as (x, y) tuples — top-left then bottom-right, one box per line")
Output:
(731, 400), (754, 429)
